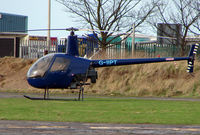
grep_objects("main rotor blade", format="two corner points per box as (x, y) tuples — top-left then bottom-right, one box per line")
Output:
(28, 28), (69, 31)
(7, 27), (122, 34)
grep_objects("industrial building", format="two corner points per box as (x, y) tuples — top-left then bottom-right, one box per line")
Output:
(157, 23), (182, 45)
(0, 12), (28, 57)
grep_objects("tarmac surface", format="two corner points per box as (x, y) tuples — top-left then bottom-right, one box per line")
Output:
(1, 92), (200, 135)
(1, 120), (200, 135)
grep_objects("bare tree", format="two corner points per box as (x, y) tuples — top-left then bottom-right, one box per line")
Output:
(56, 0), (161, 50)
(148, 0), (200, 55)
(189, 0), (200, 36)
(192, 20), (200, 36)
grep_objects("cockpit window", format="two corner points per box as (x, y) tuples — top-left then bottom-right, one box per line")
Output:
(50, 57), (70, 72)
(27, 54), (54, 78)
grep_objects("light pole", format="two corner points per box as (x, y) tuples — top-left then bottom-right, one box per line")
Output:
(47, 0), (51, 52)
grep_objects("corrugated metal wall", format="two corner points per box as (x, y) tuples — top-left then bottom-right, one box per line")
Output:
(0, 12), (28, 33)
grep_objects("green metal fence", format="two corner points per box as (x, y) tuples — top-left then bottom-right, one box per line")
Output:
(104, 42), (199, 59)
(125, 42), (195, 58)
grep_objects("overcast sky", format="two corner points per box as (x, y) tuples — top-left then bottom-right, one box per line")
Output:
(0, 0), (86, 38)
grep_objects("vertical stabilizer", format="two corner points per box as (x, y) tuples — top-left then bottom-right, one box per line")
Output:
(187, 43), (199, 73)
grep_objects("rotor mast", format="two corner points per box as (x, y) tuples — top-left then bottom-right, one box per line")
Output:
(66, 28), (79, 56)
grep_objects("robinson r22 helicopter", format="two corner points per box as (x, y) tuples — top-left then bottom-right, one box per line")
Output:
(25, 28), (199, 101)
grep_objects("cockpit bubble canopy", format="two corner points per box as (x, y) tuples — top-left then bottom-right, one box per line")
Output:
(27, 53), (54, 78)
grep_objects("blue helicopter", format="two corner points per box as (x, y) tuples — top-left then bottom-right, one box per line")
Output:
(25, 28), (199, 101)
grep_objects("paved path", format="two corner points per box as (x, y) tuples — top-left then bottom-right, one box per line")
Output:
(1, 120), (200, 135)
(1, 92), (200, 102)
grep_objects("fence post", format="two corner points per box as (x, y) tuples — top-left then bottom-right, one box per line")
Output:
(132, 24), (135, 55)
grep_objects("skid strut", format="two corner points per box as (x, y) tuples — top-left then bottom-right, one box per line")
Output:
(78, 86), (84, 101)
(44, 88), (49, 99)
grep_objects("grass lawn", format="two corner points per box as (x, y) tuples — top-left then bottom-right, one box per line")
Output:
(0, 97), (200, 125)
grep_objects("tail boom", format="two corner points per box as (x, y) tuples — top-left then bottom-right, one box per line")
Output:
(91, 57), (190, 68)
(91, 44), (199, 73)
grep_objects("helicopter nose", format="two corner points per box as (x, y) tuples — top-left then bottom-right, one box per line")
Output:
(27, 77), (46, 89)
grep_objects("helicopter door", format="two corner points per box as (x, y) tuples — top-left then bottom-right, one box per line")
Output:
(46, 56), (71, 88)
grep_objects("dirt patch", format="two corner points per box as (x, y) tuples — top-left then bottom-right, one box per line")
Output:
(0, 74), (4, 82)
(0, 57), (200, 97)
(0, 57), (37, 92)
(87, 60), (200, 97)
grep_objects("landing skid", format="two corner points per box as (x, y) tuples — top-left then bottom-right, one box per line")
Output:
(24, 86), (84, 101)
(23, 95), (77, 101)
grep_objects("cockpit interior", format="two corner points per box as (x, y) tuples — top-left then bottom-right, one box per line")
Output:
(27, 54), (70, 78)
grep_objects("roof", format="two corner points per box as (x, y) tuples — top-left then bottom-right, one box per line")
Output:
(0, 32), (27, 37)
(0, 12), (27, 18)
